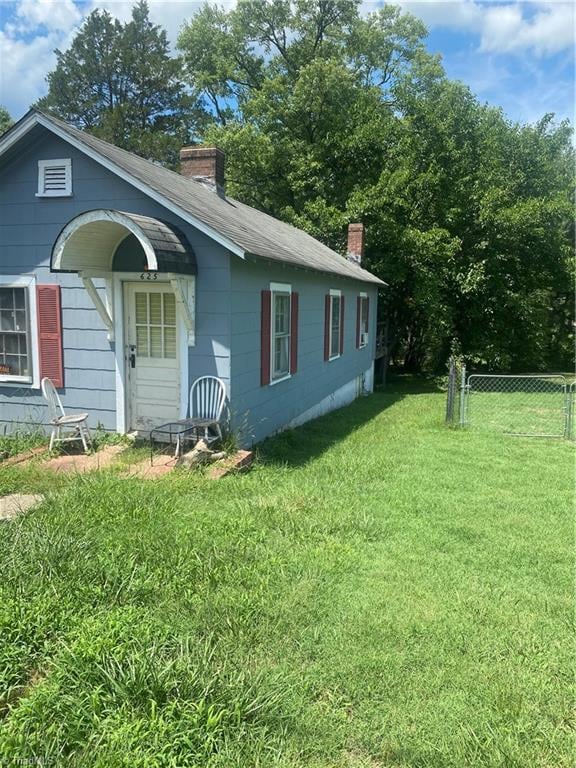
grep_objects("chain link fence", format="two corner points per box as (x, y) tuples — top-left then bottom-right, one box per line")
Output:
(446, 357), (575, 439)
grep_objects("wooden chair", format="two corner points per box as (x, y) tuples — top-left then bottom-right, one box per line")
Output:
(188, 376), (227, 445)
(41, 377), (92, 453)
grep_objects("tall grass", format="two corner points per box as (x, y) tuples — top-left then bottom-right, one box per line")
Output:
(0, 382), (572, 766)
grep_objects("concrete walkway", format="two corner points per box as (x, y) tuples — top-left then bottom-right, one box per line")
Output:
(0, 494), (44, 521)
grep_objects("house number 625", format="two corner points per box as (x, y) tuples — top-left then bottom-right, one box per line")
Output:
(140, 272), (158, 280)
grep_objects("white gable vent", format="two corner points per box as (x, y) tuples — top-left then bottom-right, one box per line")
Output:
(37, 159), (72, 197)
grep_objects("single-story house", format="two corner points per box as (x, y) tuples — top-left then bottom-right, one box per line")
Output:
(0, 109), (384, 445)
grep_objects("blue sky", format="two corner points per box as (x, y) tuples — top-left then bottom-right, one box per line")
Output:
(0, 0), (574, 128)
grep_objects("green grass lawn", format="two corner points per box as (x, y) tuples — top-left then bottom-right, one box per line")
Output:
(0, 380), (572, 767)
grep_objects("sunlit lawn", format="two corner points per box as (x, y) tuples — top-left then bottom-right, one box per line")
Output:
(0, 379), (572, 767)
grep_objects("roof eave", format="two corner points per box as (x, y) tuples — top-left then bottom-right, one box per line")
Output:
(244, 251), (386, 286)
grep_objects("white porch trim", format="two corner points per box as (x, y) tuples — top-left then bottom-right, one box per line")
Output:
(80, 275), (114, 340)
(52, 209), (158, 273)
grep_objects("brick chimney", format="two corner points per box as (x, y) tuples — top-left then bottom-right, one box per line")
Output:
(180, 146), (225, 196)
(347, 223), (365, 264)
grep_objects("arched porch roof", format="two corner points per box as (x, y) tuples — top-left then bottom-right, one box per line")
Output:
(51, 209), (196, 276)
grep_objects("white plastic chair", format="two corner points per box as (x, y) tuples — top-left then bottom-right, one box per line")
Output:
(41, 377), (92, 453)
(188, 376), (227, 445)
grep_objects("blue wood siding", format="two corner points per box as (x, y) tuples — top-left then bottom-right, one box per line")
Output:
(0, 129), (231, 433)
(229, 258), (378, 445)
(1, 126), (379, 444)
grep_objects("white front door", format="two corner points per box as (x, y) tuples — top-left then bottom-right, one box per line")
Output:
(124, 282), (180, 432)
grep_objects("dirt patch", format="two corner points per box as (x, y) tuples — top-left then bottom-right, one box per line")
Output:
(344, 749), (384, 768)
(124, 453), (177, 479)
(208, 450), (254, 479)
(0, 494), (44, 521)
(0, 669), (44, 717)
(42, 445), (125, 474)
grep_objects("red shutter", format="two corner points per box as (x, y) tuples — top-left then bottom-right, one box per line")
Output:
(324, 295), (330, 361)
(365, 296), (370, 336)
(37, 284), (64, 388)
(290, 292), (299, 374)
(356, 296), (361, 349)
(261, 290), (271, 386)
(339, 295), (345, 356)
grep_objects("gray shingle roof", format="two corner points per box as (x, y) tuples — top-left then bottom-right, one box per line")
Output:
(35, 111), (384, 285)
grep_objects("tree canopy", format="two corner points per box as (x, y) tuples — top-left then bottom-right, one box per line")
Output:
(36, 1), (204, 167)
(0, 106), (13, 135)
(178, 0), (574, 372)
(36, 0), (574, 372)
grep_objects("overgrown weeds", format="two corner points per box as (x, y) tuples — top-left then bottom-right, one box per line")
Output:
(0, 427), (46, 459)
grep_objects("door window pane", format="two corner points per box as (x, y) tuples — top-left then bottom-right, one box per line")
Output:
(135, 292), (148, 324)
(136, 326), (149, 356)
(149, 293), (162, 325)
(134, 290), (177, 359)
(163, 293), (176, 326)
(164, 327), (176, 358)
(150, 326), (163, 358)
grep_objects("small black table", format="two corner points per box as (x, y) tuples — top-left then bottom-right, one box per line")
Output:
(149, 419), (201, 465)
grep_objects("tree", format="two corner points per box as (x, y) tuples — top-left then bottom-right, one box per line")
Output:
(0, 106), (13, 135)
(179, 1), (574, 372)
(37, 1), (204, 166)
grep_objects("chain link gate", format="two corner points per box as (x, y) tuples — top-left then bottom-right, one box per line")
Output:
(446, 359), (574, 439)
(464, 373), (571, 438)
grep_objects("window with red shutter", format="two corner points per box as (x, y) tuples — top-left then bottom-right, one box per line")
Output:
(324, 295), (331, 361)
(260, 289), (271, 386)
(262, 283), (296, 385)
(37, 284), (64, 388)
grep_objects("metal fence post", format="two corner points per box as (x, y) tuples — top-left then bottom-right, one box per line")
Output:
(459, 364), (467, 427)
(446, 356), (455, 423)
(566, 383), (574, 440)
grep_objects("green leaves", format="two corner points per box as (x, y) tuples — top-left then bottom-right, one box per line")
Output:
(37, 1), (202, 167)
(38, 0), (574, 372)
(0, 106), (13, 136)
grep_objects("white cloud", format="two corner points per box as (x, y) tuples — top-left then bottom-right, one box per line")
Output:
(394, 0), (575, 58)
(1, 29), (60, 114)
(14, 0), (82, 33)
(0, 2), (82, 117)
(480, 2), (575, 56)
(85, 0), (234, 46)
(393, 0), (483, 32)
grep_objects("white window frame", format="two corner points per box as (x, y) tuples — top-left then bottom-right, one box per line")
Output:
(36, 158), (72, 197)
(328, 288), (342, 361)
(0, 275), (39, 389)
(358, 292), (369, 349)
(269, 282), (292, 385)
